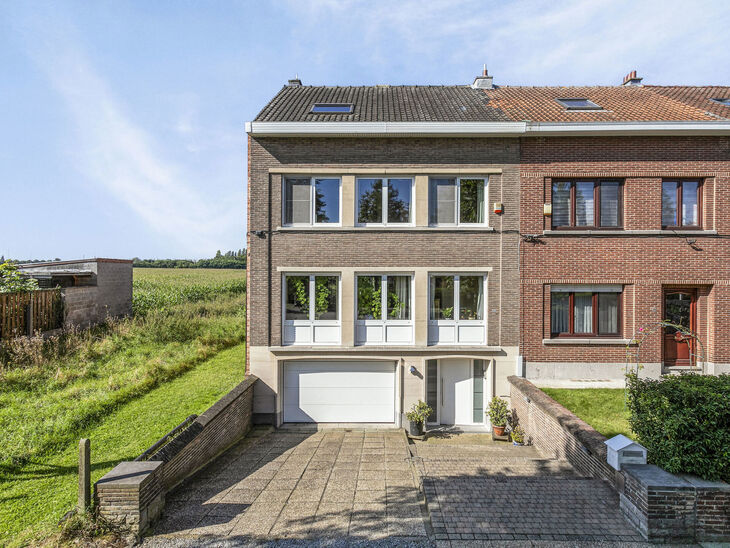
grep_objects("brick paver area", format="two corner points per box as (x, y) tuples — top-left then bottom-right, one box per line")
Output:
(151, 428), (427, 542)
(413, 438), (645, 543)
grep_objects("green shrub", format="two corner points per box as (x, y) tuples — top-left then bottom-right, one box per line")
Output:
(488, 396), (509, 427)
(626, 372), (730, 482)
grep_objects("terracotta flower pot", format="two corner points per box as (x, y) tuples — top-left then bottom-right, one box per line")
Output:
(492, 425), (506, 437)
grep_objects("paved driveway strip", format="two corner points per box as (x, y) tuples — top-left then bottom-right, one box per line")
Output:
(412, 439), (645, 543)
(152, 428), (427, 542)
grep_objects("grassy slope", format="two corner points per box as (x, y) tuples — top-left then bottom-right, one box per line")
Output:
(541, 388), (633, 439)
(2, 344), (245, 546)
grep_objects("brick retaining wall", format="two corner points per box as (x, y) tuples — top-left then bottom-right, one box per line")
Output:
(95, 375), (257, 535)
(508, 375), (730, 542)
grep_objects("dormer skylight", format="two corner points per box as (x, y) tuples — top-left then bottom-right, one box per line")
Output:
(556, 98), (603, 111)
(710, 98), (730, 106)
(311, 103), (353, 113)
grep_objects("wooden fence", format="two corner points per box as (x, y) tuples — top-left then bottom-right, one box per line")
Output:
(0, 289), (63, 339)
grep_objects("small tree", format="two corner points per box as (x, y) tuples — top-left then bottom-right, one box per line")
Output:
(0, 261), (38, 293)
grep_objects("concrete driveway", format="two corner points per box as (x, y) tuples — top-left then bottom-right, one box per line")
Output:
(150, 427), (427, 542)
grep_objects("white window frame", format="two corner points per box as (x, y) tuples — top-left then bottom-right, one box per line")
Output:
(355, 274), (414, 345)
(282, 176), (342, 227)
(356, 177), (415, 226)
(429, 176), (489, 227)
(282, 274), (341, 345)
(428, 273), (487, 345)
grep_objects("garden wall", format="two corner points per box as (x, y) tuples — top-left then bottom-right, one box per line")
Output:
(95, 375), (257, 535)
(508, 376), (730, 543)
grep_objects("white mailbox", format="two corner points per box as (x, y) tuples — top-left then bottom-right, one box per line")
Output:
(605, 435), (647, 471)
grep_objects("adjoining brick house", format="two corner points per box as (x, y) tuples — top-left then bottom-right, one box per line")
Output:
(507, 83), (730, 383)
(246, 71), (730, 427)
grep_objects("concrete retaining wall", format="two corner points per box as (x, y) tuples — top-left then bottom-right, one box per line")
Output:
(508, 376), (730, 543)
(95, 375), (257, 535)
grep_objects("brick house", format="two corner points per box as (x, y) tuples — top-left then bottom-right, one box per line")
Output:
(246, 71), (730, 427)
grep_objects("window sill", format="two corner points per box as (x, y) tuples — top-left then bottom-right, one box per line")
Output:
(542, 229), (717, 236)
(270, 345), (503, 353)
(277, 226), (495, 232)
(542, 338), (634, 345)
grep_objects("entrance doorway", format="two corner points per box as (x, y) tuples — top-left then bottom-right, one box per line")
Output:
(663, 290), (696, 367)
(425, 358), (488, 426)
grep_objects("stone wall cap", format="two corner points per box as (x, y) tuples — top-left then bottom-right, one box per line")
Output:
(96, 461), (163, 488)
(507, 375), (609, 459)
(678, 473), (730, 491)
(622, 464), (694, 489)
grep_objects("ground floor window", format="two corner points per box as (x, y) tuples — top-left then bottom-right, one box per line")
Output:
(283, 274), (340, 345)
(429, 274), (486, 345)
(356, 274), (413, 345)
(550, 285), (621, 337)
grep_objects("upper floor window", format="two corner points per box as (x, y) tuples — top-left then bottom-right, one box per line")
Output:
(551, 286), (621, 337)
(662, 180), (701, 228)
(357, 178), (413, 225)
(429, 178), (488, 226)
(552, 180), (622, 229)
(283, 177), (340, 226)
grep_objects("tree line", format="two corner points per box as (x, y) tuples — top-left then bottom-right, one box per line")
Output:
(132, 249), (246, 269)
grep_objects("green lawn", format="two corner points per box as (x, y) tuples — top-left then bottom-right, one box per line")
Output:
(1, 343), (245, 546)
(540, 388), (633, 439)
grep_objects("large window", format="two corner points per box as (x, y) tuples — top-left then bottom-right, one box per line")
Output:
(552, 180), (622, 229)
(551, 287), (621, 337)
(356, 275), (412, 345)
(283, 275), (340, 345)
(429, 274), (486, 345)
(283, 177), (340, 225)
(357, 178), (412, 225)
(662, 180), (701, 228)
(429, 178), (487, 226)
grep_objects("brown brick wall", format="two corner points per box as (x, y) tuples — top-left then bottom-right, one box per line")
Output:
(509, 376), (730, 542)
(152, 375), (256, 491)
(520, 136), (730, 367)
(248, 137), (521, 348)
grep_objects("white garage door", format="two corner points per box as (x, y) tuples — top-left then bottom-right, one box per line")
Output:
(283, 361), (396, 423)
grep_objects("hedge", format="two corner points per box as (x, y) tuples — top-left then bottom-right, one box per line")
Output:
(626, 372), (730, 483)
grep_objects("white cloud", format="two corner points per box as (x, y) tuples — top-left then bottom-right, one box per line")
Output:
(18, 15), (240, 257)
(284, 0), (730, 86)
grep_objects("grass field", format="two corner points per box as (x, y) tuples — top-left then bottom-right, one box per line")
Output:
(541, 388), (633, 439)
(0, 268), (246, 545)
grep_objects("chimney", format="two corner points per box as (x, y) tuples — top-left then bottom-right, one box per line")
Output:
(471, 64), (494, 89)
(622, 70), (643, 86)
(287, 74), (302, 87)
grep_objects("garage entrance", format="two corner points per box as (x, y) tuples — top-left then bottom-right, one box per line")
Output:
(282, 360), (396, 423)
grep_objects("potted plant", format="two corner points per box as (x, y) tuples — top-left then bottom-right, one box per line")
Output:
(405, 400), (433, 437)
(511, 425), (526, 446)
(488, 396), (509, 437)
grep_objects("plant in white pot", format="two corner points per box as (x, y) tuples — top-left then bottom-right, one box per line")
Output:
(405, 400), (433, 437)
(487, 396), (509, 437)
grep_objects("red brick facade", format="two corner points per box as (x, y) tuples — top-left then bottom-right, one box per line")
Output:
(519, 136), (730, 377)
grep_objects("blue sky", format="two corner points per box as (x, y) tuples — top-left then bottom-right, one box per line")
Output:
(1, 0), (729, 260)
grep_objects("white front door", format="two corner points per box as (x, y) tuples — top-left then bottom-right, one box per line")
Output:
(440, 358), (472, 425)
(283, 361), (396, 423)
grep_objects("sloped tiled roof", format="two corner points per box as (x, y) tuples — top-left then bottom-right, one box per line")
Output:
(254, 86), (512, 122)
(255, 83), (730, 123)
(647, 86), (730, 120)
(482, 86), (727, 122)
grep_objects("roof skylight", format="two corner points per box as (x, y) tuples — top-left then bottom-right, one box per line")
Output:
(311, 103), (353, 113)
(556, 98), (603, 111)
(710, 98), (730, 106)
